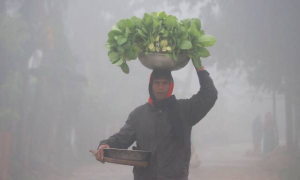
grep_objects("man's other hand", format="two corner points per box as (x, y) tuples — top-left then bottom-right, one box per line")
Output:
(96, 144), (110, 163)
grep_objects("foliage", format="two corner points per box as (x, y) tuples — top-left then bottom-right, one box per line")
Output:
(0, 13), (30, 59)
(106, 12), (216, 73)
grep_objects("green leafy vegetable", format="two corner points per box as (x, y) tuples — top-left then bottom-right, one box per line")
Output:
(105, 11), (216, 73)
(197, 35), (216, 47)
(179, 40), (193, 49)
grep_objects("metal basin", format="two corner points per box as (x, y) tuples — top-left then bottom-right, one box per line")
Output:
(104, 148), (151, 162)
(138, 53), (190, 71)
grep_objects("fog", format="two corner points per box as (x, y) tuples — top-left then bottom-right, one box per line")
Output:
(0, 0), (299, 180)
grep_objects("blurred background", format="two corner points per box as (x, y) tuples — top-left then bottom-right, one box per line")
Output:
(0, 0), (299, 180)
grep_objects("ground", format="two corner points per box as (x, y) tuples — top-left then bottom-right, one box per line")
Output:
(42, 143), (281, 180)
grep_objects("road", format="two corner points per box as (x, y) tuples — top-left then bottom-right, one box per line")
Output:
(42, 143), (280, 180)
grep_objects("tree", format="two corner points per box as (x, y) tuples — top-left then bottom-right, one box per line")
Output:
(214, 0), (300, 150)
(0, 0), (87, 178)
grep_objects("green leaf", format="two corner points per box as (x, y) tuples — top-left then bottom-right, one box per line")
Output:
(118, 19), (134, 32)
(198, 35), (216, 47)
(165, 15), (177, 30)
(180, 26), (187, 32)
(199, 30), (205, 36)
(141, 25), (148, 33)
(115, 35), (127, 45)
(115, 58), (124, 66)
(105, 43), (110, 50)
(192, 18), (201, 31)
(130, 16), (142, 26)
(111, 25), (122, 32)
(107, 39), (118, 47)
(117, 46), (125, 55)
(179, 40), (193, 49)
(126, 49), (137, 60)
(150, 12), (157, 17)
(192, 58), (202, 69)
(176, 39), (181, 47)
(143, 13), (152, 26)
(152, 18), (160, 32)
(125, 43), (138, 60)
(117, 37), (127, 45)
(120, 62), (130, 74)
(125, 27), (131, 38)
(189, 22), (200, 38)
(133, 45), (141, 54)
(163, 30), (169, 37)
(108, 30), (123, 39)
(124, 41), (132, 50)
(173, 51), (178, 61)
(158, 11), (167, 19)
(137, 29), (147, 38)
(108, 51), (120, 63)
(180, 19), (190, 29)
(198, 47), (210, 58)
(180, 31), (188, 40)
(132, 33), (141, 42)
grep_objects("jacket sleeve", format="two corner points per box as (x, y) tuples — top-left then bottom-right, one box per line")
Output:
(179, 70), (218, 126)
(99, 111), (136, 149)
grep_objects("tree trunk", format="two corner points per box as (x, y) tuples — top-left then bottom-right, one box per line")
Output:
(12, 70), (30, 178)
(0, 0), (5, 13)
(295, 103), (300, 150)
(294, 87), (300, 150)
(272, 89), (279, 145)
(0, 132), (11, 180)
(285, 90), (294, 151)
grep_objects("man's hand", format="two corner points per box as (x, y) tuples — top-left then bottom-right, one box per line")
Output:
(95, 144), (110, 163)
(196, 66), (205, 72)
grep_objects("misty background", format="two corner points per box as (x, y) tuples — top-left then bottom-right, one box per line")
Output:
(0, 0), (299, 180)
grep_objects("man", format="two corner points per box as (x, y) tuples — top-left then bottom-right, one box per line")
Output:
(95, 65), (218, 180)
(252, 115), (263, 155)
(263, 112), (278, 154)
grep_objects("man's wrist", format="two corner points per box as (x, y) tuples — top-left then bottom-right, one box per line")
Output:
(196, 66), (205, 72)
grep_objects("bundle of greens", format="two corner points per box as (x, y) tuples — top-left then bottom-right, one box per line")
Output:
(106, 12), (216, 74)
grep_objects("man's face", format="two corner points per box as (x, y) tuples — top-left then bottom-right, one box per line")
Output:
(152, 78), (170, 101)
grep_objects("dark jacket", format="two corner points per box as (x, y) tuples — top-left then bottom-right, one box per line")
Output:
(100, 70), (218, 180)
